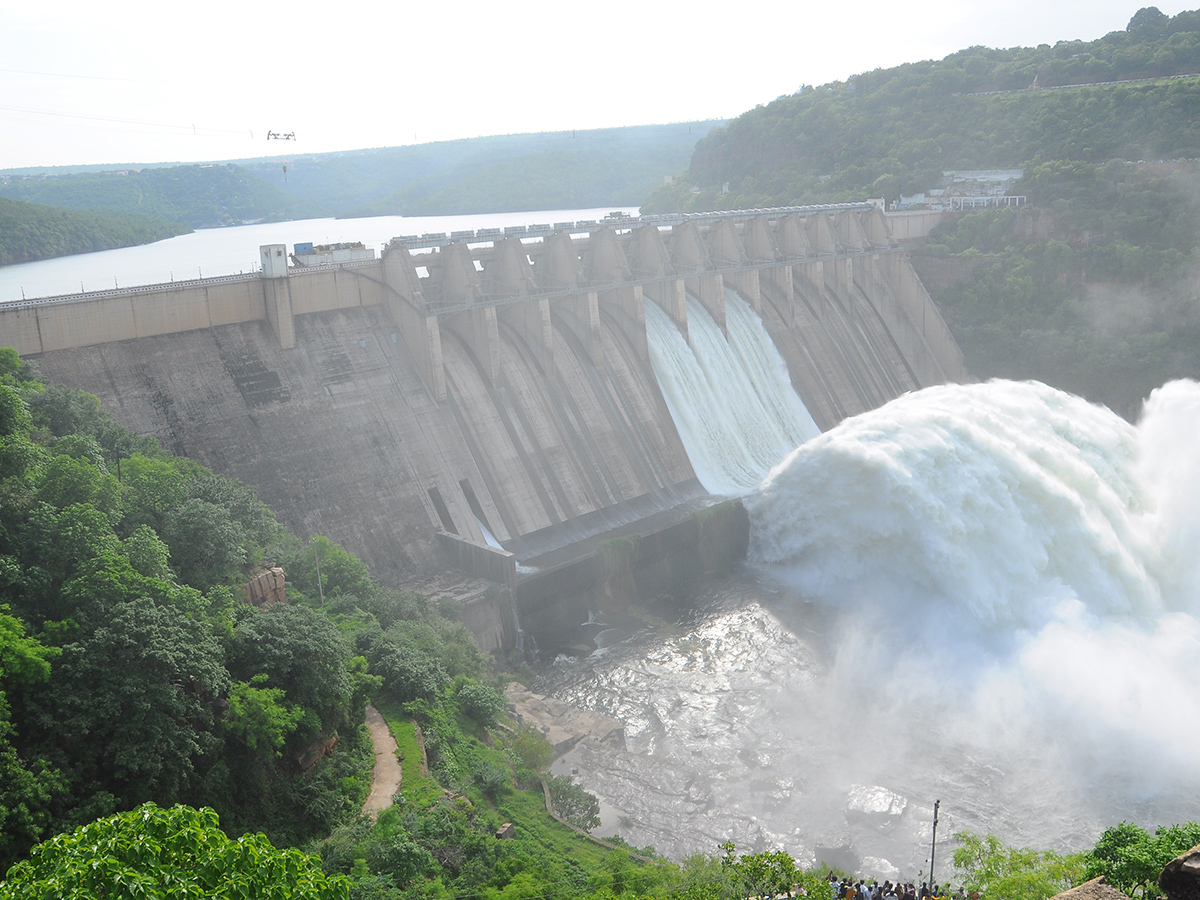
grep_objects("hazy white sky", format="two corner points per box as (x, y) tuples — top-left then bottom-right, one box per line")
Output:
(0, 0), (1190, 170)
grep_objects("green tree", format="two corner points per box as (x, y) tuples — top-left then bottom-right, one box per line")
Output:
(1083, 821), (1200, 899)
(0, 802), (349, 898)
(224, 674), (304, 757)
(729, 850), (798, 900)
(0, 607), (65, 870)
(34, 455), (122, 520)
(44, 597), (230, 806)
(230, 604), (354, 744)
(161, 497), (247, 589)
(953, 832), (1086, 900)
(455, 681), (504, 727)
(121, 524), (173, 580)
(0, 387), (31, 439)
(546, 774), (601, 831)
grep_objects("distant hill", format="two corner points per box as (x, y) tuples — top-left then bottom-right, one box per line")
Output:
(644, 7), (1200, 211)
(0, 122), (721, 233)
(237, 122), (722, 216)
(0, 196), (190, 267)
(0, 164), (321, 229)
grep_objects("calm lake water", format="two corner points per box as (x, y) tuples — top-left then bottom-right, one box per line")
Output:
(0, 207), (636, 303)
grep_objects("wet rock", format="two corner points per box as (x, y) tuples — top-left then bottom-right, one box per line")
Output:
(815, 839), (859, 874)
(505, 684), (624, 756)
(846, 785), (907, 830)
(1159, 842), (1200, 900)
(861, 856), (901, 882)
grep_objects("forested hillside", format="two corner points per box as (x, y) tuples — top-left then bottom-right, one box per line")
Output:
(643, 7), (1200, 418)
(645, 8), (1200, 211)
(0, 197), (189, 266)
(0, 351), (512, 874)
(0, 122), (719, 253)
(0, 164), (321, 230)
(334, 123), (721, 216)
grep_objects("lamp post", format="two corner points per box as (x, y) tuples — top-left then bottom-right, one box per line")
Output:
(929, 800), (941, 890)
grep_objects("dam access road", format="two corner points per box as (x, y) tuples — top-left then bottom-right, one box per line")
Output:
(2, 206), (962, 651)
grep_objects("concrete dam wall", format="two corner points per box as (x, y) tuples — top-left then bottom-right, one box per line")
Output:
(12, 207), (965, 637)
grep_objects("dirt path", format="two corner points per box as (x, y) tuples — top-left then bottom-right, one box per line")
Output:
(362, 704), (402, 818)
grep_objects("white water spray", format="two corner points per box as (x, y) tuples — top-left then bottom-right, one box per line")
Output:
(749, 379), (1200, 792)
(645, 289), (820, 495)
(545, 378), (1200, 866)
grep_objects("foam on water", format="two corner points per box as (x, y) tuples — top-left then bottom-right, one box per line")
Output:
(748, 379), (1200, 789)
(542, 380), (1200, 865)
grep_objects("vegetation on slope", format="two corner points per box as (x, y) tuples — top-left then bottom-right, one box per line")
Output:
(0, 350), (381, 867)
(0, 196), (189, 266)
(914, 160), (1200, 418)
(336, 124), (722, 216)
(0, 164), (322, 229)
(644, 8), (1200, 212)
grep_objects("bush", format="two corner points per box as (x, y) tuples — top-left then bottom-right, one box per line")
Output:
(456, 682), (504, 727)
(546, 774), (601, 832)
(474, 760), (509, 798)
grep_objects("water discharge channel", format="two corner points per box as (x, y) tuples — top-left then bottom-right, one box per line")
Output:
(539, 291), (1200, 881)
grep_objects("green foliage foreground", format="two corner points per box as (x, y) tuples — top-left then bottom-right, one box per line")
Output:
(1083, 821), (1200, 899)
(0, 803), (348, 899)
(953, 832), (1085, 900)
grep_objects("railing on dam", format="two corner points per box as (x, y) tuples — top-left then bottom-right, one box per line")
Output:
(391, 203), (876, 252)
(0, 271), (261, 311)
(0, 204), (878, 314)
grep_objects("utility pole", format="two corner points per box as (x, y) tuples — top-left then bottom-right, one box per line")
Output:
(311, 537), (324, 605)
(929, 800), (941, 889)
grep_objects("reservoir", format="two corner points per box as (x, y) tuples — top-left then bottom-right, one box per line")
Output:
(0, 207), (635, 302)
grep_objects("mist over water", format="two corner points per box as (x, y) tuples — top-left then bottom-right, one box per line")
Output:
(749, 379), (1200, 793)
(545, 298), (1200, 874)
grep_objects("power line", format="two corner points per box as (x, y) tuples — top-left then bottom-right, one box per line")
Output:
(0, 104), (250, 136)
(0, 65), (146, 83)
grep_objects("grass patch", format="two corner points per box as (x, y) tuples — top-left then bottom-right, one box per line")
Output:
(371, 696), (443, 811)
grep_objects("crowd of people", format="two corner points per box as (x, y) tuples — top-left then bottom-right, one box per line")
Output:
(827, 873), (972, 900)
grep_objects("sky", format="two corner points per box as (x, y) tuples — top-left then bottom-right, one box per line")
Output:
(1, 0), (1193, 171)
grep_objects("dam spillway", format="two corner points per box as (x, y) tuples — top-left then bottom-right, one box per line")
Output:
(5, 206), (963, 646)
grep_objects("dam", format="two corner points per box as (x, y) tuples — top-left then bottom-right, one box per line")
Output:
(1, 205), (962, 649)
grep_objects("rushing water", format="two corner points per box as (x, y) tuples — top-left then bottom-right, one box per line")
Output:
(645, 290), (820, 495)
(542, 300), (1200, 880)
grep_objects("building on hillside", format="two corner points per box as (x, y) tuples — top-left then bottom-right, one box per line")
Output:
(897, 169), (1026, 211)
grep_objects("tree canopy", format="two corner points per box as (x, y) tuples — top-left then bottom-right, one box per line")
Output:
(0, 803), (349, 899)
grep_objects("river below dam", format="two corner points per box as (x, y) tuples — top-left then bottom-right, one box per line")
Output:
(536, 377), (1200, 882)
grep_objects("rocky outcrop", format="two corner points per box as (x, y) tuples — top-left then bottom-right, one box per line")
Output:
(504, 684), (624, 756)
(243, 565), (287, 606)
(1160, 842), (1200, 900)
(1051, 878), (1128, 900)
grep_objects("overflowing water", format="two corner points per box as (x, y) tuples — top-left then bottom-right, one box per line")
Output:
(543, 307), (1200, 877)
(644, 289), (820, 495)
